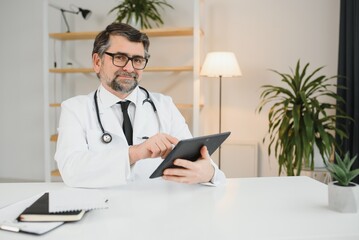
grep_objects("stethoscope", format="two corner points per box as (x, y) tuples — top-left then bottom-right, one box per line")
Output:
(94, 86), (158, 144)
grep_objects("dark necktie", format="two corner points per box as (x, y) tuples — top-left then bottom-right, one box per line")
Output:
(118, 101), (133, 145)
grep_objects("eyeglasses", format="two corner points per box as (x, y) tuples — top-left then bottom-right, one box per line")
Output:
(104, 52), (148, 70)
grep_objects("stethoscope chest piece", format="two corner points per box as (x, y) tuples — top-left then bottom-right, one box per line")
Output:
(94, 86), (158, 144)
(101, 132), (112, 144)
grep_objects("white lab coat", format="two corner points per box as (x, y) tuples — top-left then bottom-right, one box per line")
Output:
(55, 85), (225, 188)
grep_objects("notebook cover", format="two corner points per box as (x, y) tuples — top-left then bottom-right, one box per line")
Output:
(17, 193), (85, 222)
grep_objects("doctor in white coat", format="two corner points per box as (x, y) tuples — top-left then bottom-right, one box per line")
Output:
(55, 23), (225, 188)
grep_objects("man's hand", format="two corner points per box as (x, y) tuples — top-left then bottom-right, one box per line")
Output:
(162, 146), (215, 184)
(129, 133), (178, 164)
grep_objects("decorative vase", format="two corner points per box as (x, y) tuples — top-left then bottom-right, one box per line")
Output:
(328, 181), (359, 213)
(313, 144), (327, 169)
(128, 16), (141, 30)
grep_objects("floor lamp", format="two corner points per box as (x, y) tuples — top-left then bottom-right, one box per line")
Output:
(200, 52), (242, 168)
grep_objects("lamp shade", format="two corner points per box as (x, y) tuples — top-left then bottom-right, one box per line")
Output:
(79, 8), (92, 19)
(200, 52), (242, 77)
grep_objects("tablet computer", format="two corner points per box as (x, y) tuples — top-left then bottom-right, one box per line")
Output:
(149, 132), (231, 179)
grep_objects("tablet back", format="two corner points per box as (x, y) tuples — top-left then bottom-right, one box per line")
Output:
(149, 132), (231, 178)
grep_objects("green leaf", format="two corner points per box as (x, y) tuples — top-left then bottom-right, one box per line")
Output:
(257, 60), (352, 176)
(347, 155), (358, 171)
(109, 0), (174, 29)
(348, 169), (359, 183)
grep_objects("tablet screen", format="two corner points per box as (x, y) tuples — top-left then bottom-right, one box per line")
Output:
(149, 132), (231, 178)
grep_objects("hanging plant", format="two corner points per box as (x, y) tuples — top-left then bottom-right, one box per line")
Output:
(109, 0), (174, 29)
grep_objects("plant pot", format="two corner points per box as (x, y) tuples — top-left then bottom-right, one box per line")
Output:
(313, 144), (326, 168)
(328, 181), (359, 213)
(128, 16), (141, 30)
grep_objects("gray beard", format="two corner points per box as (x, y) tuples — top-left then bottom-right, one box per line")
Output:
(110, 71), (139, 94)
(110, 77), (138, 93)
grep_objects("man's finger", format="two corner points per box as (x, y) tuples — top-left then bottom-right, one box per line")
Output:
(163, 175), (191, 184)
(200, 146), (210, 159)
(163, 167), (188, 177)
(173, 159), (192, 169)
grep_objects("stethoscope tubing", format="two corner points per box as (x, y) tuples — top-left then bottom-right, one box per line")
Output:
(94, 86), (157, 144)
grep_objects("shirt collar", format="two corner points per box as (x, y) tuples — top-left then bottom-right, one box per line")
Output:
(98, 84), (138, 108)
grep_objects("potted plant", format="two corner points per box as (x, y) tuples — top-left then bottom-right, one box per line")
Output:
(327, 152), (359, 213)
(109, 0), (174, 29)
(257, 60), (349, 176)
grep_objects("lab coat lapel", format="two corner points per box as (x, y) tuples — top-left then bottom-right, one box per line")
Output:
(98, 101), (126, 141)
(133, 89), (159, 144)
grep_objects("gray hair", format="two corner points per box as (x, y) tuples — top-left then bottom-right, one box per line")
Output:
(92, 22), (150, 59)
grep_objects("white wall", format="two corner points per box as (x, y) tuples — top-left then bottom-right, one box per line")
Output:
(0, 0), (339, 181)
(0, 0), (45, 181)
(202, 0), (340, 176)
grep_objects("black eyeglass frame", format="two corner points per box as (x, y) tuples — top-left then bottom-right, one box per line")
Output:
(104, 52), (149, 70)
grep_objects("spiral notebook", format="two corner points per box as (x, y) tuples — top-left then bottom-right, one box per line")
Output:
(17, 193), (85, 222)
(18, 189), (108, 222)
(48, 188), (108, 213)
(1, 189), (108, 235)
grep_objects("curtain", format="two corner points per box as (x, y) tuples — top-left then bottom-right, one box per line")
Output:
(336, 0), (359, 183)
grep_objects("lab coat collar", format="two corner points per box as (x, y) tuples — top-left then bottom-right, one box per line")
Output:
(98, 84), (138, 108)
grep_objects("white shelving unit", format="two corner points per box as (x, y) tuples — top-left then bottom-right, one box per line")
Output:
(44, 0), (204, 181)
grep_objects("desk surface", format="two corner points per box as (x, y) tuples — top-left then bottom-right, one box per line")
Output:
(0, 177), (358, 240)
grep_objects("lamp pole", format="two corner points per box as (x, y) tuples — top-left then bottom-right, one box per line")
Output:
(218, 75), (222, 169)
(60, 9), (72, 33)
(200, 51), (242, 169)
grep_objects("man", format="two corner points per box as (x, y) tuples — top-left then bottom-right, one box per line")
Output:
(55, 23), (225, 188)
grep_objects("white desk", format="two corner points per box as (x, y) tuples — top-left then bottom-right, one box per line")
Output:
(0, 177), (358, 240)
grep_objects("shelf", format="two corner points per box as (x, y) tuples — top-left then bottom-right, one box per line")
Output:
(143, 27), (194, 37)
(49, 68), (94, 73)
(49, 103), (60, 107)
(49, 27), (194, 40)
(174, 103), (204, 110)
(50, 103), (203, 109)
(145, 66), (193, 72)
(49, 31), (99, 40)
(50, 134), (58, 142)
(51, 169), (61, 177)
(49, 66), (193, 73)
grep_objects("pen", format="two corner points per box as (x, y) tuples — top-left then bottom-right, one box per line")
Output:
(0, 224), (20, 233)
(137, 136), (149, 140)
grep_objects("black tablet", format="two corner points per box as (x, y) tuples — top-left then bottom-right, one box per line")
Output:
(149, 132), (231, 178)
